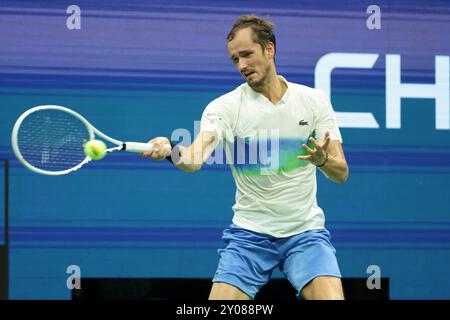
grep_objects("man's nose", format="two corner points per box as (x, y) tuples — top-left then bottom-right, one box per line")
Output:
(238, 61), (248, 73)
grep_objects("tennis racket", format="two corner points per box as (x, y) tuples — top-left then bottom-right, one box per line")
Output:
(12, 105), (162, 175)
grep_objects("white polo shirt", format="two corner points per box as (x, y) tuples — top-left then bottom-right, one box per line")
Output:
(200, 75), (343, 238)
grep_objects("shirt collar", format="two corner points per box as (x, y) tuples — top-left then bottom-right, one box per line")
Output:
(244, 75), (291, 105)
(278, 75), (291, 104)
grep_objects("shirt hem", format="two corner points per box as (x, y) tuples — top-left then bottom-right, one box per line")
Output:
(231, 215), (325, 238)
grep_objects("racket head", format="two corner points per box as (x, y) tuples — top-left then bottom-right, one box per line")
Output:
(12, 105), (96, 175)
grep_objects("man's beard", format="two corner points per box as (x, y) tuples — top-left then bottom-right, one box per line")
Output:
(247, 65), (271, 89)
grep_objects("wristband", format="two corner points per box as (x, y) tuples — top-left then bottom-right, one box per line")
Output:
(316, 152), (329, 168)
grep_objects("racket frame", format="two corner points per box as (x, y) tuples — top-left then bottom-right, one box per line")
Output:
(12, 105), (154, 175)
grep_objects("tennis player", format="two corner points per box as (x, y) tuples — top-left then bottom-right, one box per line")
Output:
(142, 15), (349, 300)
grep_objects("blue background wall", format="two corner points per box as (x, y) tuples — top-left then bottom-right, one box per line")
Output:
(0, 0), (449, 299)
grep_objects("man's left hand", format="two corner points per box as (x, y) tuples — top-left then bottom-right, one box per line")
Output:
(297, 131), (331, 166)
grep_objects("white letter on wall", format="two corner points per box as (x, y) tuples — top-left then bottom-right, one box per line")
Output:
(315, 53), (380, 128)
(386, 55), (449, 130)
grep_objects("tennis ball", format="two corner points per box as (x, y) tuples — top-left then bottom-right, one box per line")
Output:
(84, 140), (107, 160)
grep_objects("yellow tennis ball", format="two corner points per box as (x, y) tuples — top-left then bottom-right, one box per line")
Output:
(84, 140), (107, 160)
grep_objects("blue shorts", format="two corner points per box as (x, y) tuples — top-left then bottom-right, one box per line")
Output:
(212, 224), (341, 299)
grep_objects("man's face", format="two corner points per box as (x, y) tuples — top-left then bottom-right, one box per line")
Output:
(227, 27), (274, 87)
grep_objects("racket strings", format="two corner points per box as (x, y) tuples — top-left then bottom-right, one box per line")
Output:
(17, 110), (91, 172)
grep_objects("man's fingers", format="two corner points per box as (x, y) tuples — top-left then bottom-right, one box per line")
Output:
(320, 131), (331, 146)
(141, 137), (171, 160)
(297, 155), (312, 161)
(322, 136), (331, 150)
(308, 137), (321, 150)
(302, 143), (315, 154)
(141, 151), (153, 158)
(142, 146), (170, 160)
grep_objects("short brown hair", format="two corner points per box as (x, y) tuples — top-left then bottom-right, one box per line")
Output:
(227, 15), (276, 54)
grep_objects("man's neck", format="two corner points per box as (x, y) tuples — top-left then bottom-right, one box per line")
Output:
(251, 74), (287, 105)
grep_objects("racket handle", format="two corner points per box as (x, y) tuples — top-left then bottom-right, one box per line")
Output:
(123, 142), (154, 153)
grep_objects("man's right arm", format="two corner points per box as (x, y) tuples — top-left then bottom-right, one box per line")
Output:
(141, 131), (219, 173)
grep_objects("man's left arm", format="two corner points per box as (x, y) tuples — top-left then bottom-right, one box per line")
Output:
(298, 131), (349, 184)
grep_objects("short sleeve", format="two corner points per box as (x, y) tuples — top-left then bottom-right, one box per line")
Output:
(314, 90), (343, 143)
(200, 100), (233, 142)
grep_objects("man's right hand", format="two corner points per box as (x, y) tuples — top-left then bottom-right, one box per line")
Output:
(141, 137), (172, 161)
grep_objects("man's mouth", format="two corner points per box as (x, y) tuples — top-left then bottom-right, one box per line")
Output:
(244, 71), (255, 78)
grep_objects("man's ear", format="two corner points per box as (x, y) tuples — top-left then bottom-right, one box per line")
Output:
(265, 42), (275, 60)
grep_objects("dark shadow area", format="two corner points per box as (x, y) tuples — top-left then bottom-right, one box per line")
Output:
(72, 278), (389, 300)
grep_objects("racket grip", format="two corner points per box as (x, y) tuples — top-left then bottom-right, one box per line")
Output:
(123, 142), (154, 153)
